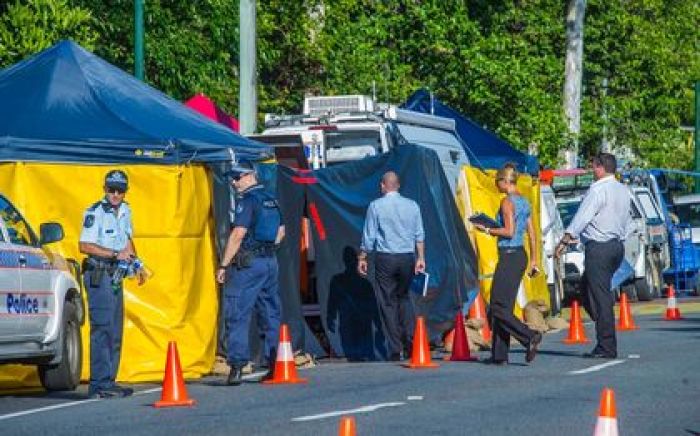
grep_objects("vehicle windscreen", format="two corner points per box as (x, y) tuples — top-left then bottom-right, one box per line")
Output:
(672, 202), (700, 227)
(635, 191), (662, 221)
(325, 130), (382, 162)
(557, 201), (580, 228)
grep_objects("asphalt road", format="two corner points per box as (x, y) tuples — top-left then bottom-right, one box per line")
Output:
(0, 312), (699, 435)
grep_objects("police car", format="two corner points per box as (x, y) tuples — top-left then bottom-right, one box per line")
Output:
(0, 194), (84, 391)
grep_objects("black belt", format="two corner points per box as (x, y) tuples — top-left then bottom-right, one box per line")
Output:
(585, 239), (621, 246)
(84, 256), (117, 271)
(498, 246), (524, 254)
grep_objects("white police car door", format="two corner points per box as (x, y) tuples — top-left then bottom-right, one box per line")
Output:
(0, 211), (22, 339)
(0, 197), (52, 340)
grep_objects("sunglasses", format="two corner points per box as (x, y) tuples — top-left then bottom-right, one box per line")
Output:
(231, 173), (251, 182)
(107, 187), (126, 194)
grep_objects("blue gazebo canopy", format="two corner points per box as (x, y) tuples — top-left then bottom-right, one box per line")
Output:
(0, 40), (270, 164)
(403, 89), (539, 175)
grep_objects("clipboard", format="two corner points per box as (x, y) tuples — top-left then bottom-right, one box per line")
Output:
(468, 213), (499, 229)
(410, 272), (430, 297)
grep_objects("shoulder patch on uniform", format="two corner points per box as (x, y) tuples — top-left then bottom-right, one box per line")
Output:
(83, 214), (95, 228)
(87, 201), (101, 212)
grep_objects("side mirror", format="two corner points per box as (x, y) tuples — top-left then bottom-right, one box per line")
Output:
(40, 222), (64, 245)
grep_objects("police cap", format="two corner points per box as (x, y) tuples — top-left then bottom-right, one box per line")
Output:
(224, 161), (255, 180)
(104, 169), (128, 191)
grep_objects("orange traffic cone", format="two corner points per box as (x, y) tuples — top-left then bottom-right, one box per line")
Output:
(469, 292), (492, 343)
(664, 285), (682, 320)
(616, 293), (639, 331)
(449, 311), (477, 362)
(563, 300), (590, 344)
(403, 316), (439, 369)
(338, 416), (356, 436)
(593, 387), (619, 436)
(153, 341), (196, 408)
(262, 324), (307, 384)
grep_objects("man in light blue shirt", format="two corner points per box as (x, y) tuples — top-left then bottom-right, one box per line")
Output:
(358, 171), (425, 360)
(556, 153), (630, 359)
(79, 170), (145, 399)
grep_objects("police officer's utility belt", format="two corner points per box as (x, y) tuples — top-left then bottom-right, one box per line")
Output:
(83, 256), (118, 285)
(232, 244), (277, 269)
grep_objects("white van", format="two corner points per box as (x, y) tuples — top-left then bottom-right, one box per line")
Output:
(540, 185), (565, 314)
(256, 95), (469, 194)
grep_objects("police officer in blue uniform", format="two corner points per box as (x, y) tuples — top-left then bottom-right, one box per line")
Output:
(79, 170), (146, 399)
(216, 161), (285, 386)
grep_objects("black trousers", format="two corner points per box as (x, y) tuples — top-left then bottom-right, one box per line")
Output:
(490, 247), (536, 361)
(582, 239), (624, 356)
(374, 252), (415, 358)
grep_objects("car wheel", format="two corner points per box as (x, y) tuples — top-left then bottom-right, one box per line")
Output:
(634, 277), (653, 302)
(548, 268), (564, 316)
(622, 282), (638, 302)
(39, 301), (82, 391)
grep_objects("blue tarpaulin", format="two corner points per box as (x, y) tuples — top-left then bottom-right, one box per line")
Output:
(0, 40), (270, 164)
(403, 89), (539, 176)
(276, 145), (479, 360)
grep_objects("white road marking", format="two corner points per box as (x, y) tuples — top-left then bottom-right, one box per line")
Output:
(407, 396), (423, 401)
(134, 387), (162, 396)
(628, 354), (640, 359)
(291, 402), (406, 422)
(568, 360), (625, 375)
(0, 371), (269, 422)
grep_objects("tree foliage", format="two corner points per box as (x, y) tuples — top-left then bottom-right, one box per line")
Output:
(1, 0), (697, 169)
(0, 0), (96, 67)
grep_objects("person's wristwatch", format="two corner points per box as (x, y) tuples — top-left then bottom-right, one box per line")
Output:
(219, 263), (228, 269)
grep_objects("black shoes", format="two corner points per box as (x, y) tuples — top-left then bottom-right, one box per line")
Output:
(88, 385), (132, 400)
(112, 384), (134, 396)
(526, 332), (543, 363)
(226, 366), (243, 386)
(582, 351), (618, 359)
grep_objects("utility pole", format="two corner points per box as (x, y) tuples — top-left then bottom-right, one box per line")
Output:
(695, 81), (700, 192)
(239, 0), (257, 135)
(134, 0), (144, 80)
(601, 77), (609, 153)
(563, 0), (586, 168)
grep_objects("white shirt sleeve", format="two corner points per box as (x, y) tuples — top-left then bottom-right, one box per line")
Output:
(566, 187), (603, 239)
(79, 209), (100, 244)
(123, 205), (133, 238)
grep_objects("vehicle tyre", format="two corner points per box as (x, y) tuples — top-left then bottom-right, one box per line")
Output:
(635, 257), (656, 301)
(39, 301), (82, 391)
(548, 268), (564, 316)
(634, 277), (653, 302)
(622, 283), (638, 302)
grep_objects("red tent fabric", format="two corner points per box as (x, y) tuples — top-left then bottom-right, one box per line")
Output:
(184, 93), (240, 132)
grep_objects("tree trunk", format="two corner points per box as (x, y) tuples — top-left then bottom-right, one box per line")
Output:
(563, 0), (586, 168)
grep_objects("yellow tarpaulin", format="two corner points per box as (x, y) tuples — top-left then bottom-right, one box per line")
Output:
(0, 162), (218, 388)
(456, 166), (549, 318)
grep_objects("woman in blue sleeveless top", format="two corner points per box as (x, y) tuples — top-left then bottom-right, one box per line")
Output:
(473, 163), (542, 364)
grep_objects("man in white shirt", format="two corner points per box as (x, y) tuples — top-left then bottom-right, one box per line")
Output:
(555, 153), (630, 358)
